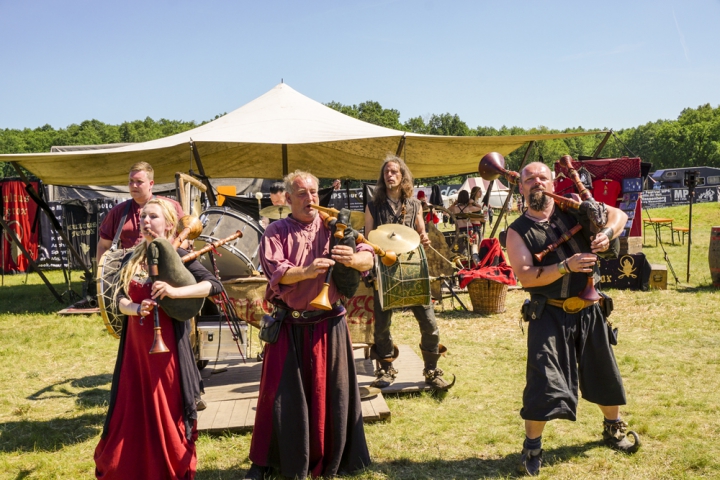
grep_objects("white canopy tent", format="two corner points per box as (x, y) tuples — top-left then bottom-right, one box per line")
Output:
(1, 83), (607, 186)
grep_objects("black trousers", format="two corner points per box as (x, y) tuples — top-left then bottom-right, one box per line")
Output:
(521, 303), (627, 422)
(372, 289), (440, 366)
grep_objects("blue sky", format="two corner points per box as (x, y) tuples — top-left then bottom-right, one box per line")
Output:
(1, 0), (718, 131)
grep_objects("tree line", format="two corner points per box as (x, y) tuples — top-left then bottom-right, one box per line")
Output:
(2, 102), (719, 181)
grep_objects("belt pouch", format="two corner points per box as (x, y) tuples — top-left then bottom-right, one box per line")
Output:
(259, 309), (287, 344)
(524, 295), (547, 322)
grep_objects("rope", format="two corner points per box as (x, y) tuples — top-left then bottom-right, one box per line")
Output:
(425, 243), (462, 270)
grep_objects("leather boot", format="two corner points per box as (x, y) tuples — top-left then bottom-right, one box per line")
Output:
(369, 344), (400, 389)
(602, 419), (641, 453)
(420, 344), (456, 390)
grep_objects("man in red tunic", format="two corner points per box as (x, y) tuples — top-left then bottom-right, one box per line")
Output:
(97, 161), (183, 261)
(245, 170), (373, 479)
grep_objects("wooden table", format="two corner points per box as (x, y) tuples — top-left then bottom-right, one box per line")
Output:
(643, 218), (674, 246)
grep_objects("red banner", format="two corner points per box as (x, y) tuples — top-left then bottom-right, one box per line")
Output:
(2, 180), (39, 272)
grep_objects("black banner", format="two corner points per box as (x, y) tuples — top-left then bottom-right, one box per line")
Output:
(643, 186), (720, 209)
(62, 199), (115, 268)
(37, 202), (67, 269)
(599, 253), (651, 291)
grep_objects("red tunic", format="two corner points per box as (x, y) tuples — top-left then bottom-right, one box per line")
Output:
(94, 280), (197, 480)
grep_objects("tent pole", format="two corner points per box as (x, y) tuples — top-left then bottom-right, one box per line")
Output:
(282, 144), (288, 176)
(0, 216), (64, 303)
(395, 135), (406, 157)
(10, 162), (92, 279)
(344, 180), (351, 210)
(489, 141), (535, 239)
(189, 141), (217, 206)
(591, 130), (613, 158)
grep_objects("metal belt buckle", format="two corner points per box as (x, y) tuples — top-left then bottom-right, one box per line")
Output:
(562, 297), (586, 314)
(291, 310), (301, 318)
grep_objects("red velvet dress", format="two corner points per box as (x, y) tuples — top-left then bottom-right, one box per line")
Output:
(94, 279), (197, 480)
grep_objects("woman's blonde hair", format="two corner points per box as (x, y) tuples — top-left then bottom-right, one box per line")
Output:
(118, 198), (178, 297)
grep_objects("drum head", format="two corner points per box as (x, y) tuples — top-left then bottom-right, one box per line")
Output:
(194, 208), (264, 279)
(96, 248), (133, 338)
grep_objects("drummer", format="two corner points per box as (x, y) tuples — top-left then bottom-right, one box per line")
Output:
(364, 155), (454, 391)
(260, 182), (289, 228)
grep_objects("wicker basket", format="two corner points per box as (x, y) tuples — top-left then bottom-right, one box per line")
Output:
(467, 278), (508, 314)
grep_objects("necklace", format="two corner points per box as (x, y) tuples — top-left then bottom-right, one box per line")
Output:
(387, 197), (402, 211)
(136, 262), (148, 280)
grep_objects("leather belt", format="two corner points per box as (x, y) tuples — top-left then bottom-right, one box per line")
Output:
(546, 297), (599, 314)
(278, 300), (342, 319)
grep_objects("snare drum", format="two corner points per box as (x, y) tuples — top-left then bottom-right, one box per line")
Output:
(194, 207), (264, 278)
(375, 246), (431, 311)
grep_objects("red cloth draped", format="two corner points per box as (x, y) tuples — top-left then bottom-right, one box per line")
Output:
(1, 180), (39, 272)
(94, 280), (196, 480)
(458, 238), (517, 288)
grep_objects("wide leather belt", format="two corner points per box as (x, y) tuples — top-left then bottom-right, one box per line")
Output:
(279, 300), (343, 319)
(546, 297), (599, 314)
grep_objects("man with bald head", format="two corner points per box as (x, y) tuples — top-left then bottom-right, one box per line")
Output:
(505, 161), (640, 476)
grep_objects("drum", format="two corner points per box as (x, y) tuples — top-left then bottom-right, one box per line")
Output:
(194, 207), (264, 278)
(96, 248), (133, 338)
(376, 246), (431, 311)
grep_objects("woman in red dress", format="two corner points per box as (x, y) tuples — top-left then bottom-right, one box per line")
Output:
(94, 199), (222, 480)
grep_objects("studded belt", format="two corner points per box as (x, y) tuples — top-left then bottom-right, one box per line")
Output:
(277, 300), (343, 320)
(546, 297), (599, 314)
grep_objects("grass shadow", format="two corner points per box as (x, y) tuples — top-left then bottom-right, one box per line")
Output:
(0, 412), (106, 452)
(368, 440), (602, 479)
(27, 373), (113, 408)
(0, 281), (76, 314)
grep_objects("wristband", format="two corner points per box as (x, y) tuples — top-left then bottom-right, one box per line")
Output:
(557, 260), (569, 275)
(600, 227), (614, 240)
(136, 303), (142, 315)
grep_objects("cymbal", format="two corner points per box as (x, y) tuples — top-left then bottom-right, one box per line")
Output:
(259, 204), (291, 220)
(454, 212), (485, 221)
(368, 224), (420, 255)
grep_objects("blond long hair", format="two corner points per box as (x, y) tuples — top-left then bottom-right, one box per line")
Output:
(118, 198), (178, 296)
(373, 154), (414, 206)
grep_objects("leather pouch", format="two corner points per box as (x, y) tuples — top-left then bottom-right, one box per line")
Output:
(259, 309), (286, 344)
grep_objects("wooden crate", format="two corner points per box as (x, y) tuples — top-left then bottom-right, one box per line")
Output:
(620, 236), (643, 255)
(649, 263), (668, 290)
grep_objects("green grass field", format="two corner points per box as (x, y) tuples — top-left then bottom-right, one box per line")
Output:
(0, 202), (719, 479)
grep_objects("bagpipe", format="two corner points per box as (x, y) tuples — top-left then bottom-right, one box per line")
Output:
(477, 152), (614, 303)
(131, 215), (242, 354)
(308, 204), (399, 310)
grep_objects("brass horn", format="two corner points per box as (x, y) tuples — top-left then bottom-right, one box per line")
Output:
(477, 152), (520, 184)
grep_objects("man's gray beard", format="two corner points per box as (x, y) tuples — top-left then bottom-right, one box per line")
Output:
(528, 190), (550, 211)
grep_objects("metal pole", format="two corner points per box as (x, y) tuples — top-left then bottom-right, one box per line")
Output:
(591, 130), (613, 158)
(0, 217), (64, 303)
(282, 144), (289, 177)
(687, 189), (694, 283)
(9, 162), (92, 279)
(490, 141), (535, 239)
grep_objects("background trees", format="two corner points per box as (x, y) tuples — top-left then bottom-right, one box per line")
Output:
(2, 102), (720, 180)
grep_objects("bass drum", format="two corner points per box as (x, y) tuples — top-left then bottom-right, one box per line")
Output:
(375, 246), (431, 311)
(96, 248), (133, 339)
(194, 207), (265, 279)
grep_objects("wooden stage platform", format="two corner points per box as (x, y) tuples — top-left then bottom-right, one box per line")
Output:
(197, 344), (432, 434)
